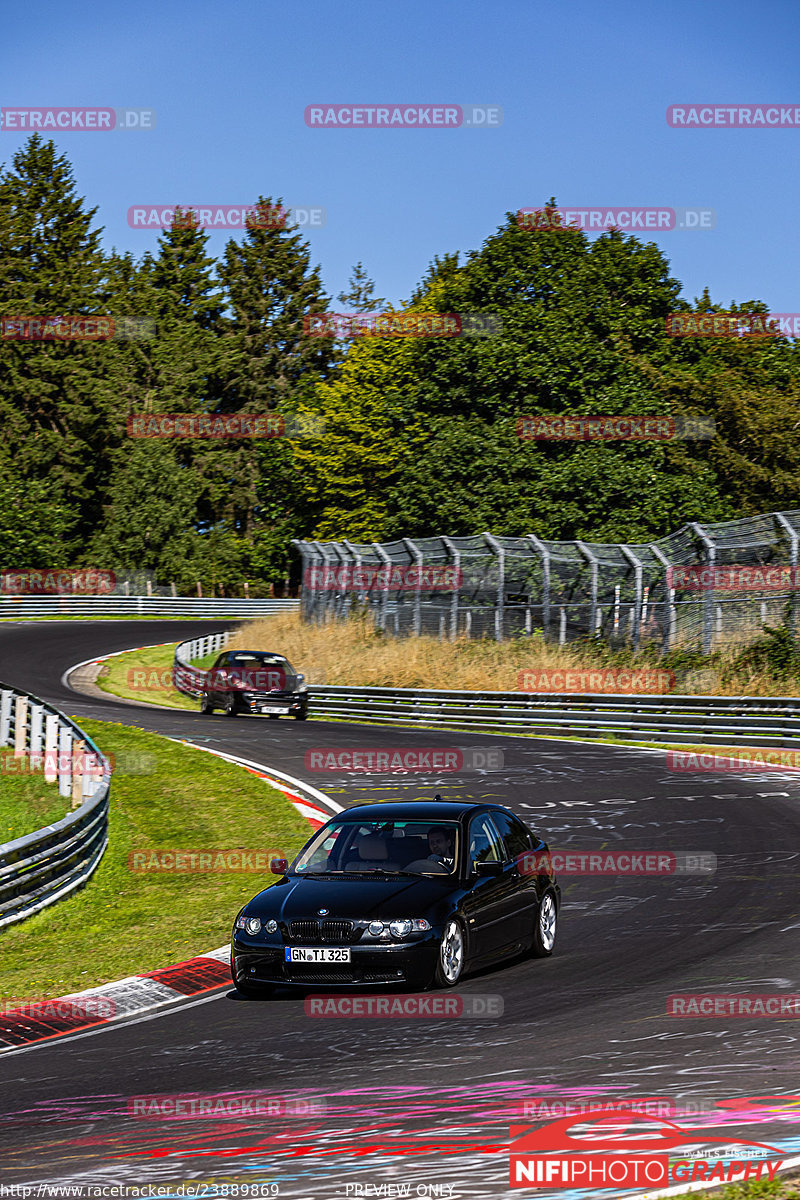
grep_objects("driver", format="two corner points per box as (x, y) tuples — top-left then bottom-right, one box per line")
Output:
(427, 826), (455, 867)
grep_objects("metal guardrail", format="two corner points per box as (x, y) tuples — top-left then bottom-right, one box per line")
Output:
(305, 686), (800, 749)
(0, 686), (111, 930)
(173, 631), (232, 698)
(0, 597), (299, 619)
(173, 631), (799, 749)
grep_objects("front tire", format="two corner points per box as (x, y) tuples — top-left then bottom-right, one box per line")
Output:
(433, 918), (465, 988)
(293, 710), (308, 720)
(224, 694), (238, 717)
(200, 693), (214, 715)
(531, 891), (557, 957)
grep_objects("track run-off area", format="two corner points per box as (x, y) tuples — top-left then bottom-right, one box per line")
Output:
(1, 620), (800, 1198)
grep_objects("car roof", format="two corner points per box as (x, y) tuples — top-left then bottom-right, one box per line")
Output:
(226, 649), (287, 657)
(330, 801), (507, 821)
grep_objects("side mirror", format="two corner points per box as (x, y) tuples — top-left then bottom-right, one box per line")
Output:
(474, 860), (504, 877)
(270, 857), (289, 875)
(296, 673), (305, 684)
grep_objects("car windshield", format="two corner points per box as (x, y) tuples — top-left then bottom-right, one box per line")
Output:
(228, 653), (291, 670)
(292, 819), (459, 876)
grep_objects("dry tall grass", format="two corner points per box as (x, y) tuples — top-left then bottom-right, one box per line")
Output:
(226, 613), (800, 696)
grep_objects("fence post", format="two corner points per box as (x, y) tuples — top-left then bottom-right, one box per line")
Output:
(403, 539), (424, 637)
(13, 696), (28, 758)
(690, 522), (716, 653)
(526, 535), (550, 639)
(0, 690), (12, 746)
(58, 723), (72, 800)
(775, 512), (798, 633)
(312, 541), (335, 624)
(576, 542), (599, 638)
(483, 533), (505, 642)
(620, 545), (643, 652)
(44, 714), (59, 782)
(648, 544), (674, 652)
(30, 703), (44, 768)
(373, 543), (392, 632)
(441, 536), (461, 641)
(343, 540), (362, 617)
(71, 739), (85, 809)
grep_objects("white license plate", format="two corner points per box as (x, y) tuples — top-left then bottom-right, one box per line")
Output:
(263, 706), (290, 714)
(285, 947), (351, 963)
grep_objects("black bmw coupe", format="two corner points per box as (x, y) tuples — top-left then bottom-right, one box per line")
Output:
(231, 800), (560, 994)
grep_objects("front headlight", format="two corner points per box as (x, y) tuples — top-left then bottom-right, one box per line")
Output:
(235, 915), (263, 935)
(389, 919), (412, 938)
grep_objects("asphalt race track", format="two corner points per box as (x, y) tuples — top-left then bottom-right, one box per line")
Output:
(1, 620), (800, 1197)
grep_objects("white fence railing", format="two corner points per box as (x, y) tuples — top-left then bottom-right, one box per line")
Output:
(0, 597), (299, 620)
(173, 632), (232, 697)
(0, 686), (111, 929)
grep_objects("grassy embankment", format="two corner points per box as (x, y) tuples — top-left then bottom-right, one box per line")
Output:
(95, 610), (800, 710)
(0, 719), (311, 1004)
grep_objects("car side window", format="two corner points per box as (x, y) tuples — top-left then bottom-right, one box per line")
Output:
(492, 811), (531, 860)
(468, 814), (504, 865)
(212, 654), (226, 669)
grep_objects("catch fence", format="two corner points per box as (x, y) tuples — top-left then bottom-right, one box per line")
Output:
(293, 511), (800, 651)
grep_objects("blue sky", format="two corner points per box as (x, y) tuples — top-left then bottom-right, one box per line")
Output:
(2, 0), (799, 310)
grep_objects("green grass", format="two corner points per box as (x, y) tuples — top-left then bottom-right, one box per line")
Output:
(0, 719), (312, 1004)
(95, 642), (199, 710)
(0, 748), (70, 843)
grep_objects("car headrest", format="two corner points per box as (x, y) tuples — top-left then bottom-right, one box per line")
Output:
(358, 835), (388, 860)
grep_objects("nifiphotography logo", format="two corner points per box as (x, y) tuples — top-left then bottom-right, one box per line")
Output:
(509, 1105), (784, 1188)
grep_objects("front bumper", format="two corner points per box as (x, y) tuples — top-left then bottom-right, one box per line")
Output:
(238, 691), (308, 715)
(232, 932), (439, 988)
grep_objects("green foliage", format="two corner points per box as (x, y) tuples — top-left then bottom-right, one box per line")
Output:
(1, 150), (799, 587)
(728, 620), (800, 679)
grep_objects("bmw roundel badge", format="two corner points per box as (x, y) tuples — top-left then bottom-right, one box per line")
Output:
(317, 908), (329, 916)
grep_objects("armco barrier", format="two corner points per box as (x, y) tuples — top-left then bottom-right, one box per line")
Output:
(0, 686), (111, 929)
(173, 634), (800, 749)
(0, 597), (299, 619)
